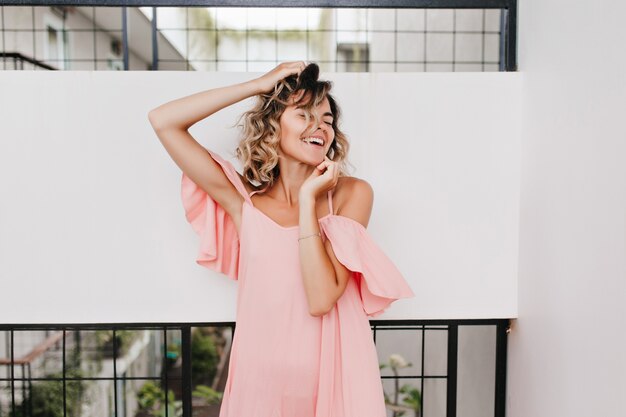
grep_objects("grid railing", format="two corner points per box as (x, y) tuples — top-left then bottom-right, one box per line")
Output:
(0, 0), (517, 71)
(0, 320), (509, 417)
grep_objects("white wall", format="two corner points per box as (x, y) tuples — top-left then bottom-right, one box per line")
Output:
(508, 0), (626, 416)
(0, 71), (520, 323)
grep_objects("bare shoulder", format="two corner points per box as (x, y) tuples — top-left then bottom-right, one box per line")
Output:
(334, 176), (374, 228)
(335, 176), (374, 199)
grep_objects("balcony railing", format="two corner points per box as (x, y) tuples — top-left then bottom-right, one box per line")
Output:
(0, 0), (517, 72)
(0, 320), (509, 417)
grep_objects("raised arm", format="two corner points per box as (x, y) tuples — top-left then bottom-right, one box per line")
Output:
(148, 61), (307, 235)
(147, 79), (263, 234)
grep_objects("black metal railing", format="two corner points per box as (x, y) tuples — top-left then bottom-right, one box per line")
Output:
(0, 320), (509, 417)
(0, 0), (517, 72)
(0, 52), (56, 70)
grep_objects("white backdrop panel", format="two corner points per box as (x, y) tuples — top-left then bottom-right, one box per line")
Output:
(0, 71), (521, 323)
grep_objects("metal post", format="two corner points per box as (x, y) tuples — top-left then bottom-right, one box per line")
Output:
(181, 326), (193, 417)
(122, 6), (129, 70)
(151, 6), (159, 70)
(494, 320), (509, 417)
(446, 324), (458, 417)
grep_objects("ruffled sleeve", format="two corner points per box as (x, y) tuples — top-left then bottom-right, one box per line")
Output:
(180, 148), (250, 281)
(320, 216), (415, 317)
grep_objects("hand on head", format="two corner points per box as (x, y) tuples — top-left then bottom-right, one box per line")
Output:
(255, 61), (309, 94)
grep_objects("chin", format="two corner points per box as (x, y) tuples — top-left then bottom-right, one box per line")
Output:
(308, 155), (326, 165)
(296, 152), (322, 165)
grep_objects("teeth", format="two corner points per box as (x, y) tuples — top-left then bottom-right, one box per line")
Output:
(302, 137), (324, 146)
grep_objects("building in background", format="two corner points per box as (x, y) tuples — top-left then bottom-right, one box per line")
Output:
(0, 6), (503, 72)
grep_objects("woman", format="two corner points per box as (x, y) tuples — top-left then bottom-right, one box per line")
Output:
(149, 61), (414, 417)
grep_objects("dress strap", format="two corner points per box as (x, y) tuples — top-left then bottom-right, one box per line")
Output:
(249, 184), (269, 198)
(327, 189), (334, 215)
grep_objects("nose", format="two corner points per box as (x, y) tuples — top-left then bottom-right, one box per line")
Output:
(318, 122), (331, 135)
(308, 126), (325, 137)
(307, 119), (332, 139)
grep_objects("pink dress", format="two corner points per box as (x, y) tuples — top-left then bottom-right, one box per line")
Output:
(181, 148), (415, 417)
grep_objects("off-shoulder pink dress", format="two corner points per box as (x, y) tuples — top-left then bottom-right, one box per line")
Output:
(181, 148), (415, 417)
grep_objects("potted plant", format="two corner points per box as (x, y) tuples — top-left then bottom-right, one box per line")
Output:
(166, 342), (180, 367)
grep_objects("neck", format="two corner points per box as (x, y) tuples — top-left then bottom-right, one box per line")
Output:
(265, 159), (316, 207)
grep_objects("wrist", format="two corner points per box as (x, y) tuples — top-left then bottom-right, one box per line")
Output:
(248, 78), (265, 95)
(299, 194), (316, 209)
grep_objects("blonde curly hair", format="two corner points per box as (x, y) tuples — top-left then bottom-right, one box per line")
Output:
(232, 63), (354, 191)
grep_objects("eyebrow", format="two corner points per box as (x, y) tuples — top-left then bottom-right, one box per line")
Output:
(295, 106), (334, 119)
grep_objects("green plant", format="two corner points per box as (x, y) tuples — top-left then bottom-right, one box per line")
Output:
(191, 384), (223, 405)
(399, 385), (422, 416)
(167, 342), (181, 358)
(136, 381), (182, 417)
(191, 329), (219, 386)
(380, 353), (422, 417)
(8, 368), (87, 417)
(95, 330), (138, 357)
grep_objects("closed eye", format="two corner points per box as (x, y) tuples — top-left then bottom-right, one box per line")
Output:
(298, 113), (334, 126)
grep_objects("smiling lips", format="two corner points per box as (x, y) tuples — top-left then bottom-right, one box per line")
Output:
(301, 136), (325, 149)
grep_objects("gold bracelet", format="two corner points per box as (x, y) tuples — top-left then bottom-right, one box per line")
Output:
(298, 232), (321, 242)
